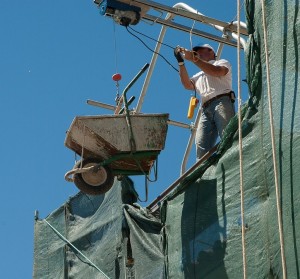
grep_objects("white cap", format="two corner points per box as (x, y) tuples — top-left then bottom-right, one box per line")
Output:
(192, 44), (215, 54)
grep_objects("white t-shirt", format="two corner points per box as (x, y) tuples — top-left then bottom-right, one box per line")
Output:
(190, 59), (232, 104)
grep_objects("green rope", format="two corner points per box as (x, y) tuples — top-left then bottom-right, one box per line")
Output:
(43, 219), (110, 279)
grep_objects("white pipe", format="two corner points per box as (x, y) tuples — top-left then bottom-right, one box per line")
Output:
(232, 20), (247, 29)
(167, 119), (191, 129)
(216, 43), (225, 60)
(231, 32), (247, 49)
(135, 13), (174, 113)
(180, 108), (201, 175)
(131, 0), (248, 35)
(87, 99), (115, 111)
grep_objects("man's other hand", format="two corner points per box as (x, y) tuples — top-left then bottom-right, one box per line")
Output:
(174, 46), (184, 63)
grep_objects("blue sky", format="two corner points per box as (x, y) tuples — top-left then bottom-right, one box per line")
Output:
(0, 1), (247, 277)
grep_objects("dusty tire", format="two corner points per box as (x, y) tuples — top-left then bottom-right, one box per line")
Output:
(73, 158), (114, 195)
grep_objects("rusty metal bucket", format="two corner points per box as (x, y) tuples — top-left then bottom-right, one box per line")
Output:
(65, 113), (169, 171)
(64, 113), (169, 195)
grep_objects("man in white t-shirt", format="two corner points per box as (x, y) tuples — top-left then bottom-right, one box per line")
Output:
(174, 44), (235, 160)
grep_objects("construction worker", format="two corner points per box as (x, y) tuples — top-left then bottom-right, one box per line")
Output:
(174, 44), (235, 160)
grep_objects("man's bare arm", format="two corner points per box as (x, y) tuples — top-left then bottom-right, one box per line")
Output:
(178, 64), (194, 90)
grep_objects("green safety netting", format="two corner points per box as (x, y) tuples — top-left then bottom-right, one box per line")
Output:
(33, 0), (300, 278)
(33, 178), (164, 278)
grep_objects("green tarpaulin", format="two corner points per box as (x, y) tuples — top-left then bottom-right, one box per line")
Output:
(34, 178), (164, 278)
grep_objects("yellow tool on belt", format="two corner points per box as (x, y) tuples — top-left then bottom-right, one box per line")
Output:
(187, 96), (199, 119)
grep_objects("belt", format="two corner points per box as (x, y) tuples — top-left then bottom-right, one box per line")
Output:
(202, 92), (232, 109)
